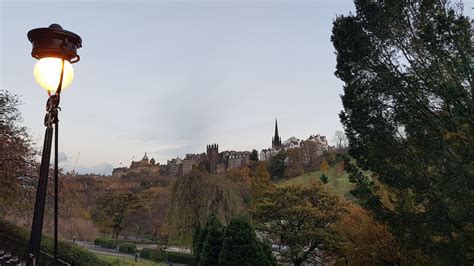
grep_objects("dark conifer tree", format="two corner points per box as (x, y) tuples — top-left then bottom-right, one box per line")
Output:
(199, 214), (224, 266)
(219, 217), (275, 266)
(320, 173), (329, 184)
(332, 0), (473, 263)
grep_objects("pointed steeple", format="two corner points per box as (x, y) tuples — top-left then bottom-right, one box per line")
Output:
(272, 118), (282, 149)
(274, 118), (279, 141)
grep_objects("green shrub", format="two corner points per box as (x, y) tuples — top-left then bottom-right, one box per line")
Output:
(95, 238), (115, 249)
(118, 243), (136, 254)
(139, 248), (164, 261)
(165, 251), (194, 265)
(94, 237), (121, 249)
(0, 219), (110, 266)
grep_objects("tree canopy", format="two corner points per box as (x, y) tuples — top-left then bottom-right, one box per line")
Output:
(92, 191), (139, 238)
(267, 150), (287, 180)
(0, 90), (36, 205)
(332, 0), (473, 263)
(219, 217), (275, 266)
(253, 182), (346, 265)
(167, 169), (245, 239)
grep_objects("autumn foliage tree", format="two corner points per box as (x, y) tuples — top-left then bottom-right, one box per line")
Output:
(92, 191), (139, 238)
(139, 186), (170, 242)
(332, 0), (473, 262)
(250, 163), (273, 198)
(0, 90), (36, 210)
(167, 169), (245, 239)
(253, 182), (346, 265)
(335, 204), (402, 265)
(319, 159), (330, 172)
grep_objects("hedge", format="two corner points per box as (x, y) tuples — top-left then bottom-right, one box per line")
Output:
(94, 237), (156, 246)
(0, 219), (110, 266)
(94, 237), (120, 249)
(118, 243), (136, 254)
(139, 248), (164, 261)
(139, 248), (194, 265)
(166, 251), (195, 265)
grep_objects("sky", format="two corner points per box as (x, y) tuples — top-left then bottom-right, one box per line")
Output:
(0, 0), (394, 174)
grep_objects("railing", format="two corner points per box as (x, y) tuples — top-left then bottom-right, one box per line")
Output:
(0, 232), (70, 266)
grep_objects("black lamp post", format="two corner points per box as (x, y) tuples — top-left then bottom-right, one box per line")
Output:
(27, 24), (82, 265)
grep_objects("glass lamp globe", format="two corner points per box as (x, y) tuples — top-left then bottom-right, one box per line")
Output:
(34, 57), (74, 93)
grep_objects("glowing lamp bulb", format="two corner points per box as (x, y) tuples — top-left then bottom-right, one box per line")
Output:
(34, 57), (74, 93)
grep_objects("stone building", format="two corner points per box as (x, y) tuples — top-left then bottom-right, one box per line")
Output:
(111, 153), (160, 178)
(165, 144), (251, 176)
(166, 157), (183, 176)
(182, 153), (205, 175)
(222, 150), (250, 169)
(260, 119), (329, 162)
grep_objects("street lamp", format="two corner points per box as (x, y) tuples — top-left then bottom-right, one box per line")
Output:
(27, 23), (81, 265)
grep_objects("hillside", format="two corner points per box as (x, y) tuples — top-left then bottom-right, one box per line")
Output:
(276, 164), (354, 198)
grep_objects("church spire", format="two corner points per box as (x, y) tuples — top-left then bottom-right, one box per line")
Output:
(274, 118), (279, 141)
(272, 118), (282, 149)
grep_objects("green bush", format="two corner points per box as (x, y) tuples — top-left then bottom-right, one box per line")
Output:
(118, 243), (136, 254)
(139, 248), (164, 261)
(0, 219), (110, 266)
(166, 251), (194, 265)
(94, 237), (119, 249)
(139, 248), (193, 265)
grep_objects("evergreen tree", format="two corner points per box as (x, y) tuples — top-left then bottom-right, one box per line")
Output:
(267, 150), (287, 180)
(199, 214), (224, 266)
(192, 225), (206, 264)
(320, 173), (329, 184)
(219, 218), (275, 266)
(250, 149), (259, 161)
(332, 0), (473, 263)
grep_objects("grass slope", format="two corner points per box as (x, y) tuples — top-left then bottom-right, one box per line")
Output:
(97, 254), (165, 266)
(276, 165), (354, 198)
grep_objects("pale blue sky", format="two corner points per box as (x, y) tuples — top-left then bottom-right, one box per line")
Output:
(2, 0), (356, 174)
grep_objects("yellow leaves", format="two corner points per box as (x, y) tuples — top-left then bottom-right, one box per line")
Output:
(320, 160), (330, 172)
(335, 204), (401, 264)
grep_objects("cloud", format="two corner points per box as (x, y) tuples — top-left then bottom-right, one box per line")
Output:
(57, 152), (69, 163)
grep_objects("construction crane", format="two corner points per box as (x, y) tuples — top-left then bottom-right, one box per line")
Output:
(72, 152), (80, 175)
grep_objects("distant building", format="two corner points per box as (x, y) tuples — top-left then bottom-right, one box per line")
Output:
(260, 119), (329, 161)
(182, 153), (205, 175)
(166, 157), (183, 176)
(111, 153), (160, 178)
(261, 119), (283, 161)
(113, 119), (329, 178)
(165, 143), (251, 176)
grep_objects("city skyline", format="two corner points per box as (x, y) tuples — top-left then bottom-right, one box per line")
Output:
(1, 1), (357, 174)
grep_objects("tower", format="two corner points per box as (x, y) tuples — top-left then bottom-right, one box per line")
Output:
(272, 118), (282, 149)
(206, 144), (220, 173)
